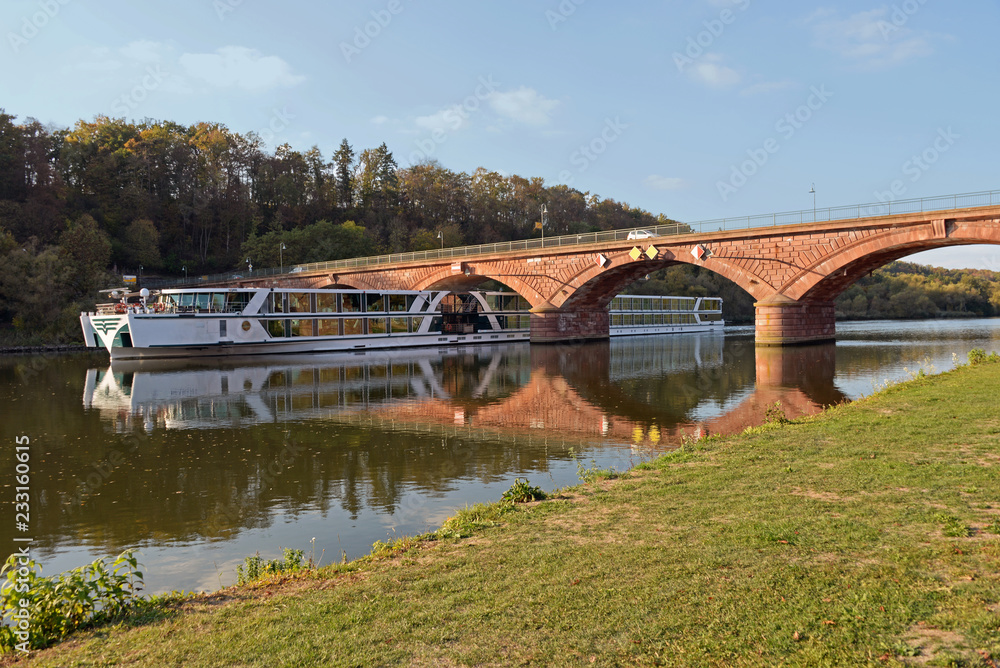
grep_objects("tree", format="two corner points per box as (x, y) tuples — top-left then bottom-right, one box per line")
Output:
(123, 218), (161, 269)
(333, 139), (354, 210)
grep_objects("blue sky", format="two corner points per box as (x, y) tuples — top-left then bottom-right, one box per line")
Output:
(3, 0), (999, 269)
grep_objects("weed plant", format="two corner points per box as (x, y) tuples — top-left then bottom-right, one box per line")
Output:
(0, 550), (181, 651)
(236, 548), (307, 585)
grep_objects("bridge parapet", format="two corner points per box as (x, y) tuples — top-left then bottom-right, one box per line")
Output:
(146, 193), (1000, 347)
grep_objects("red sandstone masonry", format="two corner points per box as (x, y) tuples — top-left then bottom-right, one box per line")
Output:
(214, 206), (1000, 345)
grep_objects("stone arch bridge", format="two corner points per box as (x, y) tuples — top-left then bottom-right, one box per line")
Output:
(203, 197), (1000, 346)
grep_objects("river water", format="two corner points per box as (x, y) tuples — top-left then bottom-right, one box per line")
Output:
(2, 318), (999, 595)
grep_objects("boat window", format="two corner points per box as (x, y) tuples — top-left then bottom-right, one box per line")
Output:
(365, 293), (384, 312)
(341, 293), (361, 312)
(317, 319), (339, 336)
(289, 319), (313, 336)
(266, 320), (285, 337)
(343, 318), (362, 336)
(270, 293), (285, 313)
(369, 317), (387, 334)
(411, 316), (424, 332)
(317, 293), (336, 313)
(288, 293), (311, 313)
(389, 294), (407, 312)
(195, 293), (211, 310)
(226, 293), (250, 312)
(390, 317), (408, 333)
(212, 293), (226, 312)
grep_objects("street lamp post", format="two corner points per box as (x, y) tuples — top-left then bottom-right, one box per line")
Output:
(540, 205), (548, 245)
(246, 258), (252, 274)
(809, 184), (816, 220)
(280, 243), (286, 273)
(182, 265), (187, 279)
(437, 231), (444, 249)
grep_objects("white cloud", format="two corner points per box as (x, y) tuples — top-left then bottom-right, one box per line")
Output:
(644, 175), (688, 191)
(486, 87), (559, 125)
(179, 46), (305, 91)
(414, 106), (470, 133)
(807, 8), (935, 69)
(688, 53), (740, 88)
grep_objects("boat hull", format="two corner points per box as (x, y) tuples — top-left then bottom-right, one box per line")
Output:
(81, 288), (724, 361)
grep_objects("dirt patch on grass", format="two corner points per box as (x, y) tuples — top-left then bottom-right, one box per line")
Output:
(900, 625), (968, 666)
(790, 487), (847, 502)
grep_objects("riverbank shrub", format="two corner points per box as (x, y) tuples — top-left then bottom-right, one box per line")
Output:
(500, 478), (546, 504)
(0, 550), (152, 651)
(967, 348), (1000, 365)
(235, 548), (306, 585)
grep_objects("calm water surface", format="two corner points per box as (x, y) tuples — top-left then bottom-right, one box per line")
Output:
(2, 318), (999, 594)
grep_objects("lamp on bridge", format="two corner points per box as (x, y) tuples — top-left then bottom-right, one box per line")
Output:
(437, 231), (444, 249)
(280, 243), (286, 273)
(246, 258), (252, 274)
(809, 184), (816, 219)
(182, 265), (187, 279)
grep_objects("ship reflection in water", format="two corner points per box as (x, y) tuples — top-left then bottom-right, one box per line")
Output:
(84, 335), (845, 447)
(60, 333), (848, 593)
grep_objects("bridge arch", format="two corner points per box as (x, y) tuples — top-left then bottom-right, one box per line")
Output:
(311, 275), (379, 291)
(793, 221), (1000, 302)
(202, 201), (999, 345)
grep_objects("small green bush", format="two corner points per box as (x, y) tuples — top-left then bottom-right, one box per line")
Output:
(764, 401), (790, 425)
(576, 460), (619, 483)
(236, 548), (306, 585)
(500, 478), (546, 503)
(0, 550), (147, 651)
(968, 348), (988, 365)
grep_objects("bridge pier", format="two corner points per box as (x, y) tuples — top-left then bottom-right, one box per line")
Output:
(755, 297), (836, 346)
(529, 306), (610, 344)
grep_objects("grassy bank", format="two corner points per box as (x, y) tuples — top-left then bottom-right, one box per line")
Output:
(15, 362), (1000, 666)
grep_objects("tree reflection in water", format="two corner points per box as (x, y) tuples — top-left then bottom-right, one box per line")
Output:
(1, 333), (854, 592)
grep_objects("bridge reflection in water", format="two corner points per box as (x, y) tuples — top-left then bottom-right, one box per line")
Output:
(84, 335), (847, 449)
(36, 334), (856, 593)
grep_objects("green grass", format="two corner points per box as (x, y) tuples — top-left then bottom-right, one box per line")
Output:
(13, 362), (1000, 667)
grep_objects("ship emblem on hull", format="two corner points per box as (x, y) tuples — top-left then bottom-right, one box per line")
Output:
(91, 317), (125, 335)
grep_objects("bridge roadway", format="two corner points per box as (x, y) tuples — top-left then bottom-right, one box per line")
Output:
(182, 191), (1000, 345)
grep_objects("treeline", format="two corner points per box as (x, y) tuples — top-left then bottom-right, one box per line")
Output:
(2, 110), (999, 342)
(629, 260), (1000, 325)
(835, 261), (1000, 320)
(0, 111), (673, 339)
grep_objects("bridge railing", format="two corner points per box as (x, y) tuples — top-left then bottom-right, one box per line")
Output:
(148, 189), (1000, 288)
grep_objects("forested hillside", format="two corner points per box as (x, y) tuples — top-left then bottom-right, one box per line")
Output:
(1, 111), (998, 342)
(0, 112), (671, 340)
